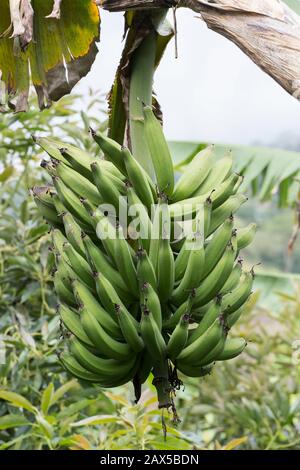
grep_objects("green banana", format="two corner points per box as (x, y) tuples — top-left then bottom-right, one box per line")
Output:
(59, 304), (94, 349)
(194, 243), (235, 307)
(114, 225), (138, 295)
(174, 206), (207, 281)
(34, 136), (69, 164)
(90, 127), (126, 174)
(171, 237), (205, 306)
(202, 216), (234, 278)
(51, 192), (67, 217)
(70, 337), (137, 378)
(58, 145), (94, 181)
(81, 233), (131, 299)
(63, 242), (95, 290)
(91, 160), (126, 209)
(136, 248), (157, 289)
(163, 292), (195, 330)
(127, 186), (152, 251)
(51, 228), (68, 254)
(62, 350), (139, 387)
(92, 210), (119, 262)
(169, 193), (208, 220)
(193, 155), (233, 196)
(149, 199), (163, 273)
(167, 314), (189, 360)
(220, 258), (243, 294)
(226, 308), (243, 329)
(52, 176), (93, 229)
(237, 223), (257, 251)
(157, 238), (175, 302)
(115, 304), (144, 353)
(195, 333), (227, 366)
(81, 305), (132, 360)
(140, 307), (166, 362)
(216, 337), (247, 360)
(59, 353), (104, 383)
(176, 362), (213, 378)
(171, 146), (214, 202)
(222, 270), (254, 315)
(187, 300), (222, 346)
(61, 212), (85, 257)
(122, 146), (155, 211)
(140, 282), (162, 329)
(208, 194), (247, 236)
(55, 160), (102, 206)
(55, 254), (75, 289)
(211, 173), (240, 209)
(72, 279), (122, 339)
(31, 185), (55, 207)
(34, 197), (61, 226)
(32, 186), (62, 227)
(93, 272), (131, 318)
(177, 317), (224, 365)
(143, 105), (174, 196)
(53, 270), (77, 308)
(59, 142), (125, 180)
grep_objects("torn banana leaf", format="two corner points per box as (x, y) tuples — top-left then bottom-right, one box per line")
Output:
(0, 0), (100, 112)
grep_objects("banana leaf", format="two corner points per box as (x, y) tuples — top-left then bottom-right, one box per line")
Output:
(0, 0), (100, 111)
(170, 141), (300, 207)
(254, 269), (300, 311)
(284, 0), (300, 14)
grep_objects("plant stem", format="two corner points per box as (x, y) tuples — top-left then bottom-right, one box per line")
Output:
(128, 31), (156, 177)
(152, 360), (172, 409)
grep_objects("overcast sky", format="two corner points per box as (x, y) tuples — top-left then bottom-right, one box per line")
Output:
(76, 9), (300, 148)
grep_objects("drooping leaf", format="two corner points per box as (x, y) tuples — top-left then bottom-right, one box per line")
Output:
(222, 436), (248, 450)
(41, 383), (54, 415)
(0, 390), (36, 412)
(0, 0), (100, 111)
(0, 414), (29, 431)
(170, 141), (300, 207)
(71, 415), (122, 427)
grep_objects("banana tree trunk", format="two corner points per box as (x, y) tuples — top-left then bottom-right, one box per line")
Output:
(102, 0), (300, 99)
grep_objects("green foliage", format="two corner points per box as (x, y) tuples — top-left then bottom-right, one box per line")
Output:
(178, 288), (300, 449)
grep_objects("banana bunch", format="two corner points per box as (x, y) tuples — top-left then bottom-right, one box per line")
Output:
(33, 106), (256, 410)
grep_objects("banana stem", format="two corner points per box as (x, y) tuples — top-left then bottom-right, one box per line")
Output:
(128, 31), (156, 177)
(152, 360), (172, 409)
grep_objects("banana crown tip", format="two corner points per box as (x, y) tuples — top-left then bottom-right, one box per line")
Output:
(114, 304), (121, 314)
(89, 126), (96, 136)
